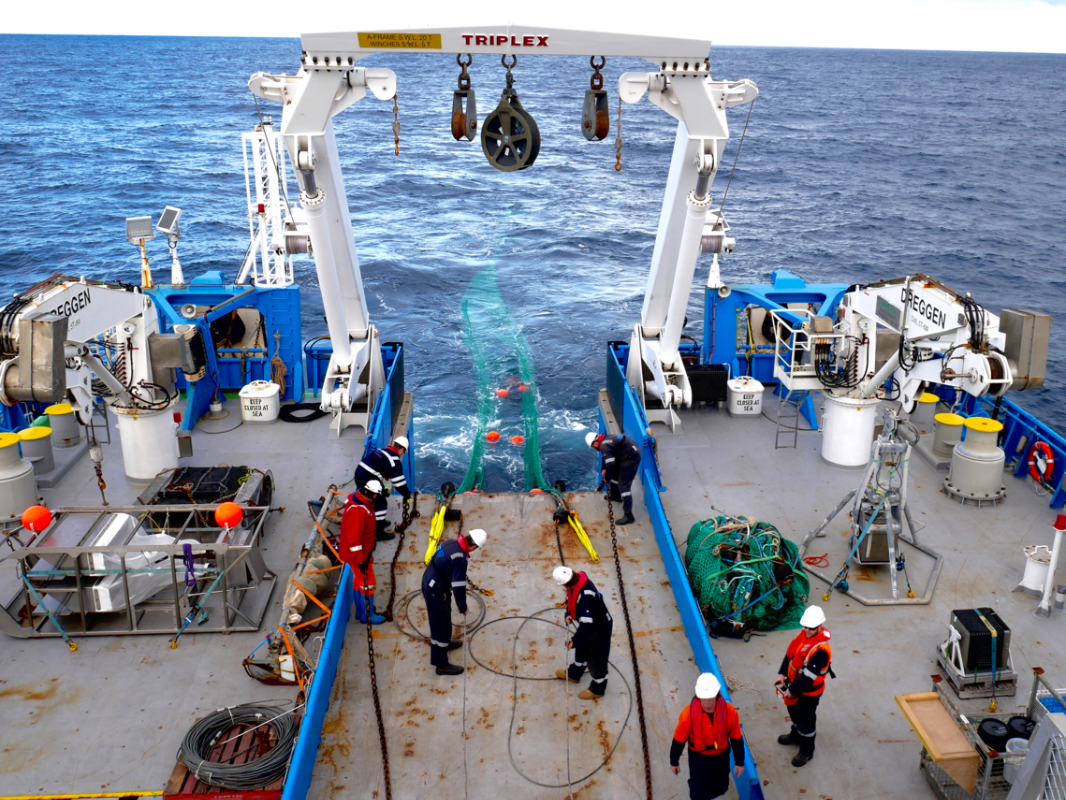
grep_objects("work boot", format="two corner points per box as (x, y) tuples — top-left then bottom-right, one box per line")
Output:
(353, 593), (368, 624)
(556, 669), (580, 683)
(792, 752), (813, 767)
(578, 689), (601, 700)
(447, 641), (463, 651)
(616, 513), (636, 526)
(377, 531), (396, 542)
(436, 663), (464, 676)
(778, 732), (798, 745)
(366, 597), (386, 625)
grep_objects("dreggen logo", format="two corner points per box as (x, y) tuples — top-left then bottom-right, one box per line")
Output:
(461, 33), (549, 47)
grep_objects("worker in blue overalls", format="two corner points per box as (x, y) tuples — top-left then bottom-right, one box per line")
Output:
(586, 432), (641, 525)
(553, 565), (614, 699)
(422, 528), (487, 676)
(354, 435), (411, 541)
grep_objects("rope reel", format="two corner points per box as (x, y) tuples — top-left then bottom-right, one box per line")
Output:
(451, 54), (477, 142)
(581, 56), (610, 142)
(481, 55), (541, 172)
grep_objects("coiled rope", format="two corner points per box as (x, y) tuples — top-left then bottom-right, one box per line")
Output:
(177, 702), (298, 790)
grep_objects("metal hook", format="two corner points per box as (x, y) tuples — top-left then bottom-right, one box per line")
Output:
(590, 55), (606, 71)
(457, 53), (472, 68)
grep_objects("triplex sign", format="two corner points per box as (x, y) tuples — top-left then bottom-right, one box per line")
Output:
(460, 33), (549, 47)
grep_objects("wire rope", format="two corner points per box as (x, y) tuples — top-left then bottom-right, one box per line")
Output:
(177, 702), (297, 790)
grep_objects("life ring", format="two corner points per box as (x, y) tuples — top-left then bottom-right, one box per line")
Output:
(1028, 441), (1055, 483)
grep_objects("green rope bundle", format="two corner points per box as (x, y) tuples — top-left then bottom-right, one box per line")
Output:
(684, 516), (810, 632)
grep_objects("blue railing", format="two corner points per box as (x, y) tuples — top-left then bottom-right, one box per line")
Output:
(975, 395), (1066, 508)
(605, 342), (764, 799)
(283, 564), (354, 800)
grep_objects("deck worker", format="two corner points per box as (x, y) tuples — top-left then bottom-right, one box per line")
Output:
(354, 436), (411, 541)
(340, 479), (386, 625)
(553, 566), (614, 699)
(669, 673), (745, 800)
(422, 528), (487, 676)
(585, 431), (640, 525)
(775, 605), (833, 767)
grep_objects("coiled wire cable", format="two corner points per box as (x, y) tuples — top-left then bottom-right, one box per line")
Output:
(178, 701), (298, 790)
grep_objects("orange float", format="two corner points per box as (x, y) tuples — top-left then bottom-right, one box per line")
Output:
(496, 389), (509, 398)
(517, 384), (530, 393)
(511, 435), (525, 445)
(486, 431), (501, 442)
(215, 502), (244, 529)
(22, 505), (52, 532)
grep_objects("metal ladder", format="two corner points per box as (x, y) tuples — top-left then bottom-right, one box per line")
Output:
(775, 388), (809, 449)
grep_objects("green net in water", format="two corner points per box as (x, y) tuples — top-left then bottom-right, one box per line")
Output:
(456, 228), (551, 494)
(684, 516), (810, 632)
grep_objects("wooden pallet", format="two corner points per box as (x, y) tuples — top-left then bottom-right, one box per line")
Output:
(937, 651), (1018, 700)
(163, 721), (286, 800)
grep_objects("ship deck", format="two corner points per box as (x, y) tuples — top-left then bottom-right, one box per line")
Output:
(307, 490), (700, 800)
(654, 402), (1066, 800)
(0, 412), (343, 796)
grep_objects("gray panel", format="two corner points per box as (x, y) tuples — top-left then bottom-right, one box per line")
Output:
(1001, 307), (1051, 391)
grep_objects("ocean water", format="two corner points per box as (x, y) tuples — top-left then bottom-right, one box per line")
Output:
(0, 36), (1063, 493)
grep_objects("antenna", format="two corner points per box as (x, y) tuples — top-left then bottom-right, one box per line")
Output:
(157, 206), (184, 285)
(126, 216), (155, 288)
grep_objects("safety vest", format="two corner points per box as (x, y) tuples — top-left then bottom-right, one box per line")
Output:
(685, 696), (740, 755)
(785, 627), (832, 699)
(566, 572), (590, 619)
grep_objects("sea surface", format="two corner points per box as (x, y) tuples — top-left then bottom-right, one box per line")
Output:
(1, 36), (1064, 492)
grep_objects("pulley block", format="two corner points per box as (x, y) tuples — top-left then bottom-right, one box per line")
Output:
(481, 89), (541, 172)
(481, 55), (541, 173)
(582, 57), (610, 141)
(451, 54), (477, 142)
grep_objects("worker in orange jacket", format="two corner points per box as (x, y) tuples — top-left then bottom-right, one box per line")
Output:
(340, 479), (385, 625)
(670, 672), (745, 800)
(775, 604), (833, 767)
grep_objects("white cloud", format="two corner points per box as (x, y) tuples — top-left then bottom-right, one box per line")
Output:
(2, 0), (1065, 53)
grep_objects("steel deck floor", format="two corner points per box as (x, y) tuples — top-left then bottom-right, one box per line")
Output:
(655, 404), (1066, 800)
(308, 491), (717, 800)
(0, 412), (349, 796)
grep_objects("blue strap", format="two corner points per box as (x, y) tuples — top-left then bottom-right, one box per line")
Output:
(182, 543), (196, 587)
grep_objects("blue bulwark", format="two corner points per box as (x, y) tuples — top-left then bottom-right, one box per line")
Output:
(283, 564), (353, 800)
(604, 341), (764, 799)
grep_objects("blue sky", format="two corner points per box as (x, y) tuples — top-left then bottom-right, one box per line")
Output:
(3, 0), (1065, 53)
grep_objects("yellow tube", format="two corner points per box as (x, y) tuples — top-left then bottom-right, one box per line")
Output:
(568, 513), (600, 563)
(0, 793), (163, 799)
(424, 506), (446, 564)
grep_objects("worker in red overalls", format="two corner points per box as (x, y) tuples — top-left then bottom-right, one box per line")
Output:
(340, 479), (385, 625)
(669, 673), (745, 799)
(775, 605), (833, 766)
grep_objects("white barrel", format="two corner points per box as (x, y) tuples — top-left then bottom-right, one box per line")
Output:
(18, 427), (55, 474)
(933, 413), (965, 458)
(239, 380), (281, 423)
(45, 402), (81, 448)
(1004, 738), (1029, 784)
(0, 432), (39, 522)
(115, 405), (179, 482)
(946, 417), (1006, 499)
(822, 396), (879, 468)
(727, 377), (764, 418)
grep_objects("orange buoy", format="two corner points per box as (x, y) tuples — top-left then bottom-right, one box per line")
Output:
(215, 502), (244, 529)
(486, 431), (501, 442)
(530, 488), (543, 494)
(511, 435), (525, 445)
(22, 505), (52, 533)
(517, 384), (530, 392)
(496, 389), (509, 398)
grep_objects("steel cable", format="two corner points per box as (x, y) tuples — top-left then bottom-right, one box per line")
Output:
(177, 702), (297, 790)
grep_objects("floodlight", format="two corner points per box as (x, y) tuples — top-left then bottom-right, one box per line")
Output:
(157, 206), (182, 235)
(126, 216), (155, 241)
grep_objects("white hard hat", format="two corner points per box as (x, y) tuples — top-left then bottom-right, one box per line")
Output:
(695, 673), (721, 699)
(585, 432), (598, 448)
(468, 528), (487, 549)
(393, 436), (409, 450)
(364, 479), (383, 495)
(553, 566), (574, 585)
(800, 605), (826, 628)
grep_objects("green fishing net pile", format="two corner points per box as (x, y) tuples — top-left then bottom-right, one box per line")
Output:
(684, 516), (810, 632)
(457, 250), (551, 494)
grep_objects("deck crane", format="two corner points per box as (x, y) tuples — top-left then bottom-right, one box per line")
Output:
(623, 69), (757, 430)
(0, 275), (207, 480)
